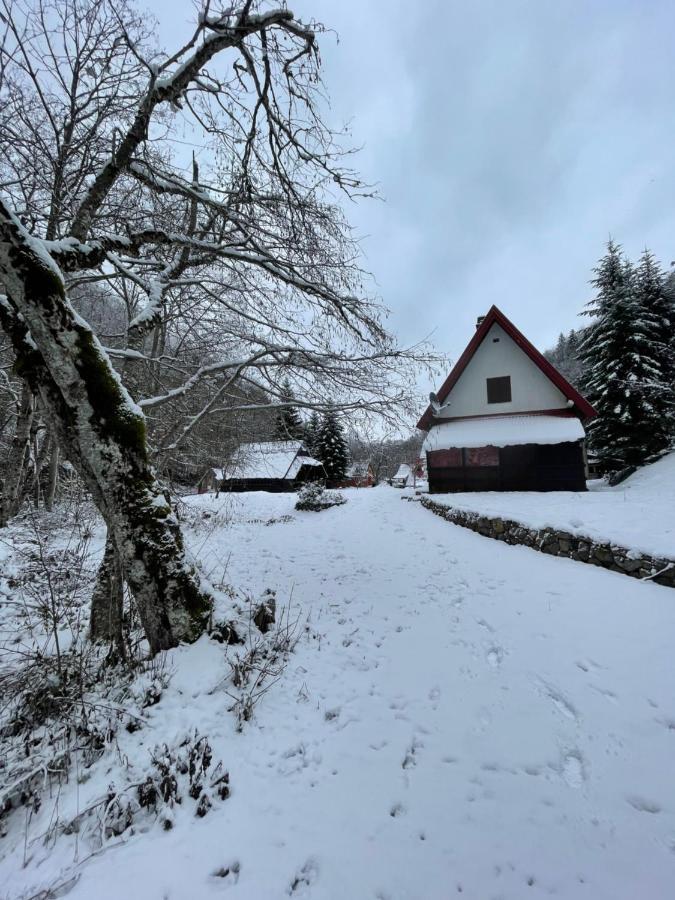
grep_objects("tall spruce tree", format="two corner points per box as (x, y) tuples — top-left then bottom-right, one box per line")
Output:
(316, 406), (349, 484)
(580, 240), (671, 474)
(273, 378), (304, 441)
(634, 249), (675, 435)
(304, 411), (321, 455)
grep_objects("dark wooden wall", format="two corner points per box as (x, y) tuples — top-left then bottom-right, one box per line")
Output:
(221, 463), (324, 494)
(427, 442), (586, 493)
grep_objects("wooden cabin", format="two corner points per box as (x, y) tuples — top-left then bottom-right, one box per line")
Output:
(221, 441), (324, 493)
(340, 462), (375, 488)
(417, 306), (597, 493)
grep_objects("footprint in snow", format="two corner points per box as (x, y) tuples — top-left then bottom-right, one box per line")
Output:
(535, 679), (579, 722)
(402, 736), (424, 769)
(626, 795), (662, 814)
(428, 685), (441, 709)
(657, 717), (675, 732)
(211, 861), (240, 884)
(589, 685), (618, 704)
(575, 658), (602, 673)
(278, 743), (321, 775)
(549, 691), (578, 721)
(288, 858), (319, 895)
(561, 752), (585, 789)
(486, 646), (503, 668)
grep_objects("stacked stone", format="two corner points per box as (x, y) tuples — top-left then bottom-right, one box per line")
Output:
(420, 496), (675, 589)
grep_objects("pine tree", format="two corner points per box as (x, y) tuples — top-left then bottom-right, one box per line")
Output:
(634, 249), (675, 435)
(315, 406), (349, 484)
(579, 240), (671, 474)
(563, 328), (585, 387)
(273, 378), (304, 440)
(544, 329), (583, 388)
(304, 411), (321, 455)
(566, 329), (578, 357)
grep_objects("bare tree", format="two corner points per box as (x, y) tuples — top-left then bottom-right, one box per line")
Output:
(0, 0), (434, 653)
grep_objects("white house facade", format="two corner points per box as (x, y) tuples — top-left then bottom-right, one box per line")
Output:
(417, 306), (597, 493)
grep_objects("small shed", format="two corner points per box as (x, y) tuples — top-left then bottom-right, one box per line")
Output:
(197, 467), (224, 494)
(340, 462), (375, 488)
(390, 463), (412, 488)
(222, 441), (324, 493)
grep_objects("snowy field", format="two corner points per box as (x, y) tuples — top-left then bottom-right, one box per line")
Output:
(3, 486), (675, 899)
(425, 452), (675, 559)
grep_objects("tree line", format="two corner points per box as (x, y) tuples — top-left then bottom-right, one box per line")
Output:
(545, 242), (675, 478)
(271, 378), (350, 484)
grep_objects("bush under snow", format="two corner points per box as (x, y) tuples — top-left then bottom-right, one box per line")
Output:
(295, 482), (346, 512)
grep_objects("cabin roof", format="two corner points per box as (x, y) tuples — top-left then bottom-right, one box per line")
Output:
(227, 441), (321, 480)
(417, 306), (597, 430)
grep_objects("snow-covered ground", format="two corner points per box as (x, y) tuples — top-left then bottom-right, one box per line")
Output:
(3, 486), (675, 899)
(425, 452), (675, 559)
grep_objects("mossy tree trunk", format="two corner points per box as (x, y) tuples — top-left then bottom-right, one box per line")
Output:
(90, 530), (125, 656)
(0, 201), (211, 654)
(0, 382), (34, 527)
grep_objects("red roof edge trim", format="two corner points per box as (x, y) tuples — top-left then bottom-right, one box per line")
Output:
(417, 305), (597, 431)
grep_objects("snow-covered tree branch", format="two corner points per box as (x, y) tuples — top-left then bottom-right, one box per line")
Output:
(0, 0), (436, 652)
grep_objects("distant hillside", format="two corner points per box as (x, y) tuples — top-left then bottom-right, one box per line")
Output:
(543, 326), (588, 389)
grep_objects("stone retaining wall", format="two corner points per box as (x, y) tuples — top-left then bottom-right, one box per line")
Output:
(420, 495), (675, 589)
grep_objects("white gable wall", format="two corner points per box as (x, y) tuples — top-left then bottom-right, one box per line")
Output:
(437, 322), (569, 419)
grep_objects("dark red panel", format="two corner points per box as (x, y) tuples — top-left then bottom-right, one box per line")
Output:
(427, 448), (462, 468)
(465, 446), (499, 467)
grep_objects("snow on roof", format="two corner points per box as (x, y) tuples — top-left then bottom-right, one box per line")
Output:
(422, 415), (585, 452)
(286, 454), (323, 479)
(211, 468), (224, 480)
(227, 441), (321, 480)
(346, 462), (370, 477)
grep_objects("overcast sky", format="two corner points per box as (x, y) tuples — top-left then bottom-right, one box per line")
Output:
(150, 0), (675, 367)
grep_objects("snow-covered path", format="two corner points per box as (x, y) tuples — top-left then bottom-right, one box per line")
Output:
(12, 487), (675, 899)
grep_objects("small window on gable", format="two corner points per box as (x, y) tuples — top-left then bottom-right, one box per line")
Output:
(486, 375), (511, 404)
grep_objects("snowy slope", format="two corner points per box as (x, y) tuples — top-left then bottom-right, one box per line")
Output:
(427, 452), (675, 559)
(3, 488), (675, 899)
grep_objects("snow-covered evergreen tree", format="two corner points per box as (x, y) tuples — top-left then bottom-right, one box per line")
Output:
(304, 411), (321, 455)
(634, 250), (675, 433)
(273, 378), (304, 440)
(580, 240), (671, 474)
(315, 406), (349, 484)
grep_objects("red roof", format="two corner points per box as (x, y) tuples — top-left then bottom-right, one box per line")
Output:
(417, 305), (597, 431)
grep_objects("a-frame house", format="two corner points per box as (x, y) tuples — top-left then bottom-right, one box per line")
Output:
(417, 306), (597, 493)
